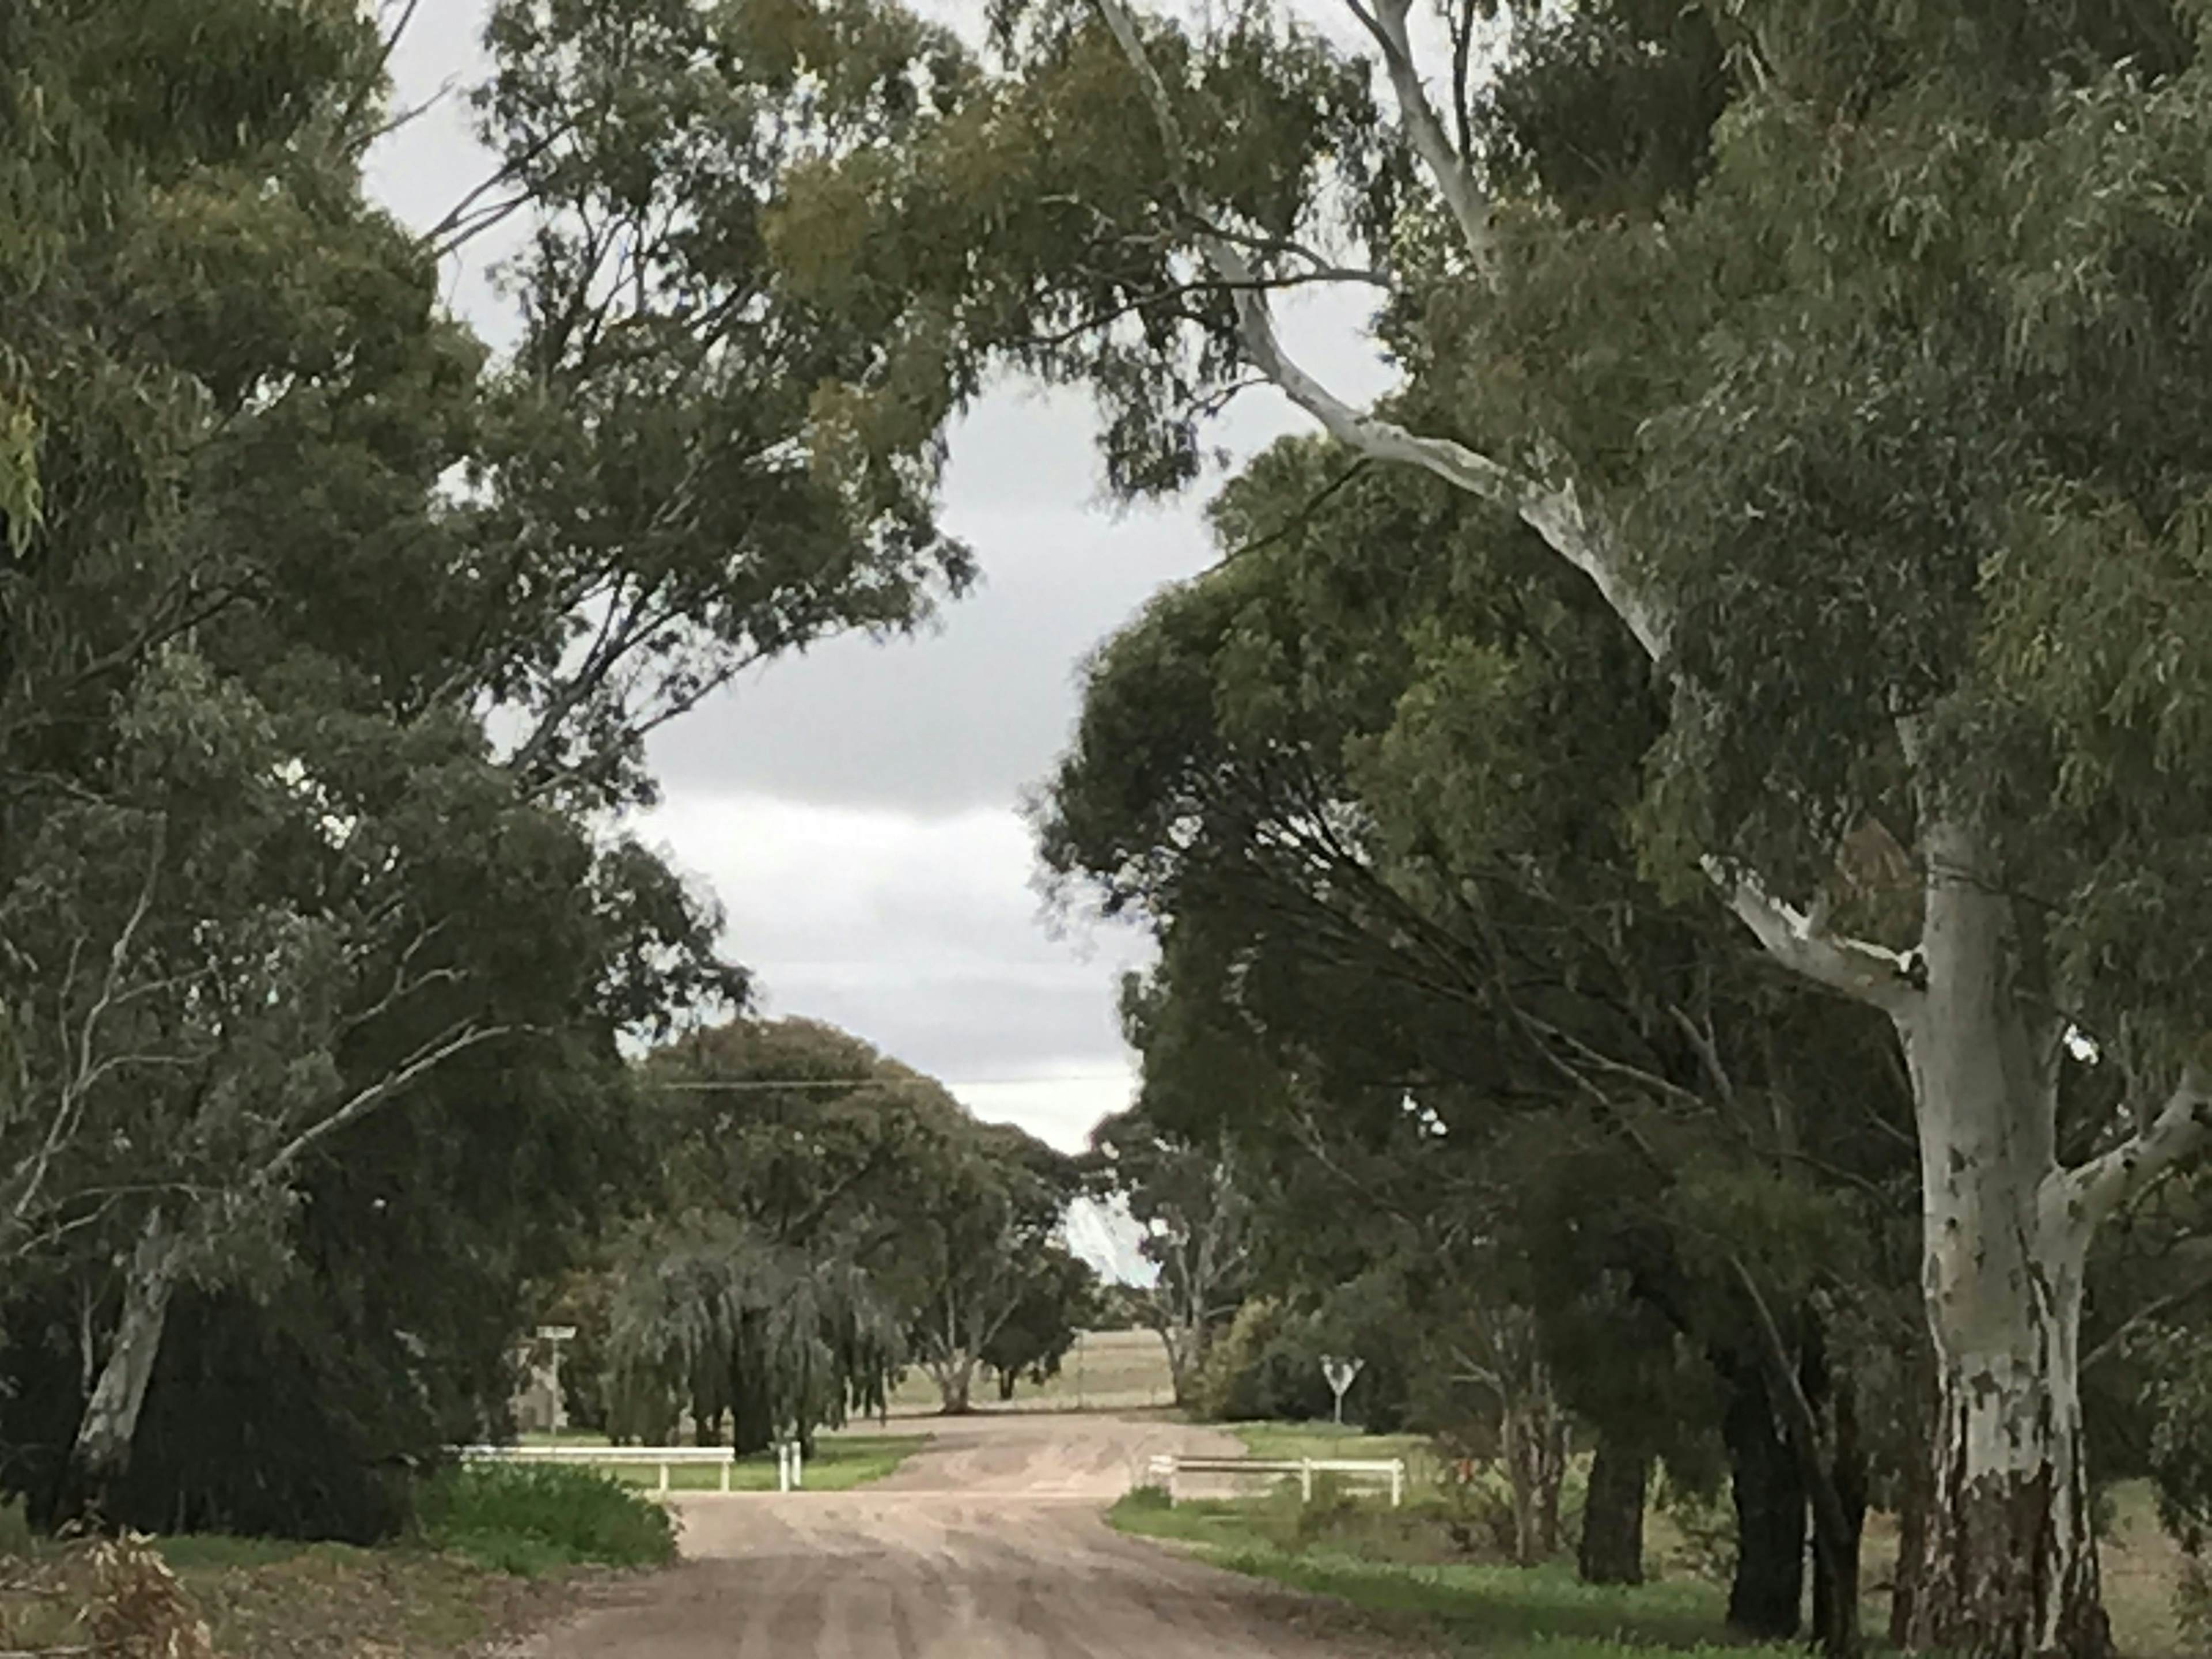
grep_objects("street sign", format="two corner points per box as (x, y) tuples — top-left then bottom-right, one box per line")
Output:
(1319, 1355), (1364, 1426)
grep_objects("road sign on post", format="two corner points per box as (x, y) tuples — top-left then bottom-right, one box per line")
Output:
(536, 1325), (577, 1434)
(1319, 1355), (1363, 1426)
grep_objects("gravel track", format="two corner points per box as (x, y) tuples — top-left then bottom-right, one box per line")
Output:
(516, 1411), (1414, 1658)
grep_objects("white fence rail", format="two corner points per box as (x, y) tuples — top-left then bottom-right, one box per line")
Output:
(1143, 1453), (1405, 1508)
(456, 1441), (791, 1494)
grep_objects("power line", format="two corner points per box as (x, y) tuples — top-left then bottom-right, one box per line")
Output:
(642, 1073), (1131, 1093)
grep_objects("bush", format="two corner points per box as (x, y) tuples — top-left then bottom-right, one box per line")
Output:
(414, 1462), (677, 1575)
(1192, 1300), (1337, 1422)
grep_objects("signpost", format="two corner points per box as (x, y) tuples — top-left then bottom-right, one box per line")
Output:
(1319, 1354), (1363, 1426)
(536, 1325), (577, 1434)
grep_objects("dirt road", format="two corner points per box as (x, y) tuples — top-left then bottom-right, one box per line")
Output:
(518, 1411), (1411, 1658)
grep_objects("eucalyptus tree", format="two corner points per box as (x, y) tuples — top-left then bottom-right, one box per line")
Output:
(604, 1017), (949, 1452)
(1, 0), (983, 1516)
(980, 1241), (1097, 1402)
(1037, 440), (1929, 1648)
(1084, 1100), (1250, 1405)
(760, 2), (2212, 1647)
(598, 1018), (1083, 1436)
(899, 1116), (1082, 1415)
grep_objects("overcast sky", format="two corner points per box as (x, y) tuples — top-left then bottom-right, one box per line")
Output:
(363, 0), (1393, 1156)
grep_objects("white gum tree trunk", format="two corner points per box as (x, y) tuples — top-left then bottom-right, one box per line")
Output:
(1082, 15), (2212, 1651)
(71, 1210), (183, 1499)
(1899, 814), (2105, 1657)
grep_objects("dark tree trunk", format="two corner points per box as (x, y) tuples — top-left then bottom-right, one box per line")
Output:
(1578, 1432), (1649, 1586)
(1891, 1418), (1933, 1647)
(997, 1368), (1018, 1402)
(1721, 1358), (1806, 1640)
(691, 1385), (716, 1448)
(729, 1313), (775, 1456)
(1803, 1315), (1867, 1659)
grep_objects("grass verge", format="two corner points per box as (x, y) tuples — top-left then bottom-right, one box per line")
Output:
(1111, 1486), (1779, 1659)
(1113, 1478), (2198, 1658)
(3, 1464), (677, 1657)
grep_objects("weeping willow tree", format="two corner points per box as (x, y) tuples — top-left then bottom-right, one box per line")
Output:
(603, 1213), (900, 1456)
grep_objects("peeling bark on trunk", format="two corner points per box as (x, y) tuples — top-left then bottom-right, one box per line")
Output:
(1897, 815), (2111, 1659)
(1906, 1216), (2107, 1658)
(69, 1213), (181, 1509)
(1578, 1433), (1648, 1585)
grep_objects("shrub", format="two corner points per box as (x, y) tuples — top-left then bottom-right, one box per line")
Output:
(415, 1461), (677, 1575)
(1192, 1300), (1338, 1422)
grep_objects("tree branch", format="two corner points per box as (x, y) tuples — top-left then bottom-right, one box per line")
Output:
(260, 1021), (521, 1181)
(3, 819), (167, 1244)
(1344, 0), (1494, 269)
(1089, 0), (1671, 662)
(1703, 855), (1922, 1012)
(2056, 1052), (2212, 1234)
(2081, 1235), (2212, 1375)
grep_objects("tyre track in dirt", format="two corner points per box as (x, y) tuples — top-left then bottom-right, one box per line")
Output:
(514, 1411), (1421, 1658)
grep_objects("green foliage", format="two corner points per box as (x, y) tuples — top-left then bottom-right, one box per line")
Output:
(2, 0), (1025, 1536)
(1108, 1489), (1743, 1659)
(413, 1463), (676, 1575)
(1193, 1298), (1300, 1422)
(591, 1016), (1078, 1441)
(980, 1242), (1099, 1398)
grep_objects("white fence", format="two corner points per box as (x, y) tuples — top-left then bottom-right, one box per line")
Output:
(1143, 1453), (1405, 1508)
(457, 1441), (807, 1494)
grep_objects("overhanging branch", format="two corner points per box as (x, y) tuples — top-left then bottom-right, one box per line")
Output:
(1089, 0), (1669, 657)
(2056, 1053), (2212, 1233)
(1704, 857), (1923, 1013)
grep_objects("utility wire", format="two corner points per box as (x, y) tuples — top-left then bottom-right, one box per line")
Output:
(642, 1073), (1131, 1092)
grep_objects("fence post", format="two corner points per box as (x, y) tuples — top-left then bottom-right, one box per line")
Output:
(657, 1460), (670, 1495)
(1300, 1459), (1313, 1502)
(793, 1441), (804, 1490)
(776, 1442), (789, 1493)
(1390, 1460), (1403, 1509)
(720, 1455), (732, 1493)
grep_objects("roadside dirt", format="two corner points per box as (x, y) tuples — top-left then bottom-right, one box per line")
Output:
(513, 1411), (1419, 1658)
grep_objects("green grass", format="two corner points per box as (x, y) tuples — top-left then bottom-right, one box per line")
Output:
(1114, 1487), (1758, 1658)
(513, 1431), (927, 1493)
(416, 1461), (679, 1575)
(1116, 1478), (2200, 1659)
(1228, 1421), (1433, 1467)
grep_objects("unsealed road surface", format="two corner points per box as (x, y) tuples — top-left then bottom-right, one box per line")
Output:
(518, 1412), (1412, 1658)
